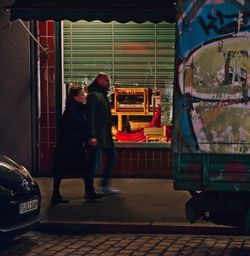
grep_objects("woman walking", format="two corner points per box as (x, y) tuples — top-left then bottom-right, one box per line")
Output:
(51, 84), (102, 204)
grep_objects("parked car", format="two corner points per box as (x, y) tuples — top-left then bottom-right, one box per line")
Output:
(0, 155), (41, 240)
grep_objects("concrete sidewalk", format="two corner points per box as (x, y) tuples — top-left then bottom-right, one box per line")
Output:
(35, 178), (241, 234)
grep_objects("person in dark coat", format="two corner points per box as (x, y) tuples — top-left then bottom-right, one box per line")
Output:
(87, 73), (120, 195)
(51, 84), (103, 204)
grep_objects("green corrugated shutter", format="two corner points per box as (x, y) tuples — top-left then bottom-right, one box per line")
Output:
(64, 21), (113, 84)
(63, 20), (175, 88)
(157, 23), (176, 88)
(113, 22), (155, 87)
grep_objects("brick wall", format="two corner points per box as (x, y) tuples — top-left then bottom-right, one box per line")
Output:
(102, 148), (172, 178)
(38, 21), (56, 176)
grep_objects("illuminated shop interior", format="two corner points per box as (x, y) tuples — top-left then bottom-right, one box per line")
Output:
(63, 20), (175, 143)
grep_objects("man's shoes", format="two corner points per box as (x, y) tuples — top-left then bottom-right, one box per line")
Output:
(51, 194), (69, 205)
(84, 191), (104, 200)
(102, 186), (121, 195)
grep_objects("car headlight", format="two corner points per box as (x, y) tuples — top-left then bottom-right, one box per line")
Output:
(18, 165), (35, 184)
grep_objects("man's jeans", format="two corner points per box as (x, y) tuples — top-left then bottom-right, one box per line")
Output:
(88, 147), (116, 187)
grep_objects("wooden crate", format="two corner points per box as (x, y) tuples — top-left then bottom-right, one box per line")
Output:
(144, 127), (165, 141)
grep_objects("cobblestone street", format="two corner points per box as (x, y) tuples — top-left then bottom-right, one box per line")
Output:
(1, 231), (250, 256)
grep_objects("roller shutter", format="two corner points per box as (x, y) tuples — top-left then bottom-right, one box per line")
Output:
(63, 20), (175, 88)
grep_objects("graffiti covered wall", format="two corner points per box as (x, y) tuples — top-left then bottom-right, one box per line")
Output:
(174, 0), (250, 154)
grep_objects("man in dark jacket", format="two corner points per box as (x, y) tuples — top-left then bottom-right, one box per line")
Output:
(87, 73), (120, 195)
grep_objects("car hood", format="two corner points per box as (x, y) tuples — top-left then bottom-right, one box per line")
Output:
(0, 155), (24, 177)
(0, 155), (31, 192)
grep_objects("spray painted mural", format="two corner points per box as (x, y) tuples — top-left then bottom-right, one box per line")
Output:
(175, 0), (250, 154)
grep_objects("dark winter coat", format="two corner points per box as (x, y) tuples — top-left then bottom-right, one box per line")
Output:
(86, 83), (114, 149)
(54, 100), (88, 177)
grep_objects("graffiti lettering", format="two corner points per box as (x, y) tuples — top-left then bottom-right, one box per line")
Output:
(198, 10), (250, 35)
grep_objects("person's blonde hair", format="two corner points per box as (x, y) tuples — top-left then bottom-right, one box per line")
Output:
(67, 84), (83, 103)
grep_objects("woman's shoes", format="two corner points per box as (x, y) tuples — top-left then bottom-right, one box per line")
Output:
(84, 191), (104, 200)
(51, 193), (69, 205)
(51, 191), (104, 204)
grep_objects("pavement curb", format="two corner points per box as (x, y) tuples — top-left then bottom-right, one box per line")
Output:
(36, 221), (243, 235)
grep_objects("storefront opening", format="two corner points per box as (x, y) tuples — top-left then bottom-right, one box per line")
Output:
(62, 20), (175, 143)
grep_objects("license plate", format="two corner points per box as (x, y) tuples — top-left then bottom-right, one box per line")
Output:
(19, 199), (38, 214)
